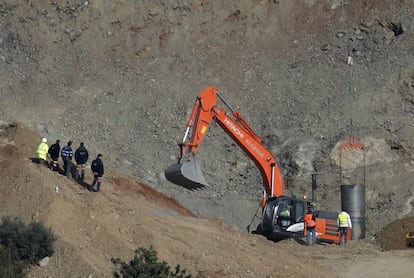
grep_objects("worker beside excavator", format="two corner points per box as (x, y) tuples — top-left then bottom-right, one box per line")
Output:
(337, 210), (352, 246)
(305, 209), (317, 246)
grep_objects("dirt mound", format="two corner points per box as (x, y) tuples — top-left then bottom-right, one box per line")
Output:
(378, 216), (414, 251)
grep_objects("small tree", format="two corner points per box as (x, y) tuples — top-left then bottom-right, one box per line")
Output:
(0, 245), (27, 277)
(0, 216), (55, 265)
(111, 246), (191, 278)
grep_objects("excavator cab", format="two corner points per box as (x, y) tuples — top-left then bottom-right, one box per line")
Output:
(260, 196), (308, 240)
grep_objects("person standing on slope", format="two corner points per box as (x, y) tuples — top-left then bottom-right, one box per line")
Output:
(90, 154), (104, 192)
(48, 139), (61, 171)
(36, 137), (49, 166)
(74, 142), (89, 182)
(61, 141), (73, 178)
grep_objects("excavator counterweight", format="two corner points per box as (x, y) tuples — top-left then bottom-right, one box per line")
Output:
(165, 156), (208, 190)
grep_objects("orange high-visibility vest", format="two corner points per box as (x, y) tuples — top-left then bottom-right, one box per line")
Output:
(304, 213), (315, 228)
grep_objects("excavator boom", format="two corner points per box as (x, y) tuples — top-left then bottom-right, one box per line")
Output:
(165, 85), (283, 198)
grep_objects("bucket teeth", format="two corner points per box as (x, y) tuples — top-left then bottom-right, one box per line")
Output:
(165, 156), (208, 190)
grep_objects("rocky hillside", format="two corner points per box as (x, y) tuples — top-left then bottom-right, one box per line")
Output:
(0, 1), (414, 275)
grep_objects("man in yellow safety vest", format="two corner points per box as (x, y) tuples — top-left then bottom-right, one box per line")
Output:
(36, 137), (49, 166)
(337, 210), (352, 246)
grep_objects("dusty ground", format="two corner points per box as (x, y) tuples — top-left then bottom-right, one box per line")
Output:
(1, 0), (414, 277)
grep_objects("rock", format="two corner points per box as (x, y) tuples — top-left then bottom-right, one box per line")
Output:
(38, 256), (50, 267)
(320, 44), (331, 51)
(384, 30), (395, 40)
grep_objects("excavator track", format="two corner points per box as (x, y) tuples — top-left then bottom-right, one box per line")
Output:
(165, 156), (208, 190)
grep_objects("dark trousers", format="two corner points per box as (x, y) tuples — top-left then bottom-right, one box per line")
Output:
(90, 175), (102, 192)
(306, 226), (316, 245)
(339, 227), (349, 244)
(63, 159), (72, 178)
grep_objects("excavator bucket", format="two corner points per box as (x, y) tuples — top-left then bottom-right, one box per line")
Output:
(165, 156), (208, 190)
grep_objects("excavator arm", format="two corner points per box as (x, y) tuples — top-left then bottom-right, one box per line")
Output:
(165, 85), (283, 199)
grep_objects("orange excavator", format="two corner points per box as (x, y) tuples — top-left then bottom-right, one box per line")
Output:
(165, 86), (348, 243)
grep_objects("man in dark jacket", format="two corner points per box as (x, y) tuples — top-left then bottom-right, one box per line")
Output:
(48, 139), (61, 171)
(61, 141), (73, 178)
(74, 142), (89, 182)
(90, 154), (104, 192)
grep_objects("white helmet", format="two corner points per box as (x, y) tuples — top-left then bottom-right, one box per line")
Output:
(42, 137), (47, 143)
